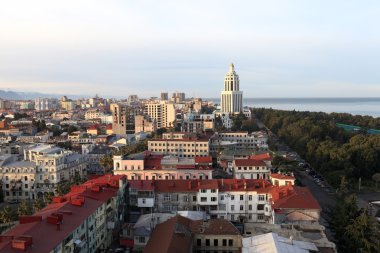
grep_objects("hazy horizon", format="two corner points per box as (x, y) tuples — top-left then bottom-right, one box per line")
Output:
(1, 0), (380, 98)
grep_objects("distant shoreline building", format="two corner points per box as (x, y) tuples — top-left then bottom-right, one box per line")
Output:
(221, 63), (243, 114)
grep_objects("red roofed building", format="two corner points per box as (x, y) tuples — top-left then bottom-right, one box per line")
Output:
(232, 158), (270, 180)
(128, 179), (275, 223)
(270, 173), (295, 186)
(0, 174), (128, 253)
(271, 185), (321, 223)
(114, 152), (213, 181)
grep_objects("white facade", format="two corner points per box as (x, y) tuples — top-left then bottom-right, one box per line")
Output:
(221, 63), (243, 114)
(34, 98), (59, 111)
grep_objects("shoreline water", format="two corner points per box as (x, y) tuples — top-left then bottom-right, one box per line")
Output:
(206, 98), (380, 118)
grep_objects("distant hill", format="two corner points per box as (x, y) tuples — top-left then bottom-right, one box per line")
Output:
(0, 90), (88, 100)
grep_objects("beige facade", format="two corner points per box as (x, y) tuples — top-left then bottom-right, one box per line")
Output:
(0, 145), (88, 201)
(144, 101), (175, 129)
(148, 139), (210, 158)
(221, 63), (243, 114)
(134, 115), (157, 133)
(110, 103), (135, 135)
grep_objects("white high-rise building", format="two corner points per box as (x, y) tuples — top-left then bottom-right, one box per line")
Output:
(221, 63), (243, 114)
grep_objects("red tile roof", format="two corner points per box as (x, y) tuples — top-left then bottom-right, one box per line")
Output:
(194, 156), (212, 164)
(128, 179), (273, 193)
(272, 186), (321, 210)
(234, 159), (267, 167)
(250, 153), (272, 161)
(270, 173), (295, 180)
(190, 219), (240, 235)
(143, 215), (193, 253)
(0, 174), (126, 253)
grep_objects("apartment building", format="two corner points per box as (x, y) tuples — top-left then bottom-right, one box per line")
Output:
(144, 101), (175, 129)
(128, 179), (274, 223)
(34, 97), (59, 111)
(0, 174), (128, 253)
(213, 131), (268, 150)
(113, 151), (213, 180)
(182, 113), (214, 133)
(134, 115), (157, 133)
(148, 133), (211, 158)
(0, 145), (88, 202)
(110, 103), (135, 135)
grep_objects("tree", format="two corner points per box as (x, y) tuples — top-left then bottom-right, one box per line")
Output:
(372, 173), (380, 191)
(17, 201), (32, 216)
(33, 198), (46, 213)
(100, 154), (113, 171)
(0, 206), (16, 223)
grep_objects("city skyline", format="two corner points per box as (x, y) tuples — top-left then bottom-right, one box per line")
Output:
(1, 0), (380, 98)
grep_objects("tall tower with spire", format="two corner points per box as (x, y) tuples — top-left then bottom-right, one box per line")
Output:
(221, 63), (243, 114)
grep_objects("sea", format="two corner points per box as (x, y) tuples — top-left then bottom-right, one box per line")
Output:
(206, 98), (380, 118)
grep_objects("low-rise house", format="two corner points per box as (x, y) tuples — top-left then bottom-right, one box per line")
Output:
(271, 186), (321, 223)
(233, 158), (270, 180)
(270, 173), (295, 186)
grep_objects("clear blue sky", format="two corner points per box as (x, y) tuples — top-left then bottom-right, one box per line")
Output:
(0, 0), (379, 98)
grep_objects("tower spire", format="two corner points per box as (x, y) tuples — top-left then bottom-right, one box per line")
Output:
(229, 63), (234, 72)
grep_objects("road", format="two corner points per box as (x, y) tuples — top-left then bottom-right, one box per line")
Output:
(296, 170), (336, 241)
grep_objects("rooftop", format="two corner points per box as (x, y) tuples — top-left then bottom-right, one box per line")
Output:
(0, 174), (126, 253)
(272, 186), (321, 210)
(143, 215), (193, 253)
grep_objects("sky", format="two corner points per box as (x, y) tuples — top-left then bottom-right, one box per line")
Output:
(0, 0), (380, 98)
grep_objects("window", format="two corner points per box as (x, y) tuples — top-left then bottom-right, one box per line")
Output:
(230, 195), (234, 200)
(183, 196), (188, 202)
(193, 196), (197, 201)
(220, 195), (224, 201)
(249, 195), (252, 201)
(211, 197), (217, 202)
(258, 215), (264, 220)
(138, 237), (145, 243)
(201, 189), (206, 193)
(257, 204), (264, 210)
(24, 184), (28, 188)
(240, 205), (244, 211)
(197, 239), (201, 246)
(258, 195), (265, 201)
(228, 239), (233, 246)
(211, 189), (216, 193)
(206, 239), (210, 246)
(231, 205), (234, 211)
(240, 195), (243, 200)
(249, 205), (252, 210)
(222, 239), (227, 246)
(201, 197), (207, 202)
(214, 239), (218, 246)
(131, 165), (134, 170)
